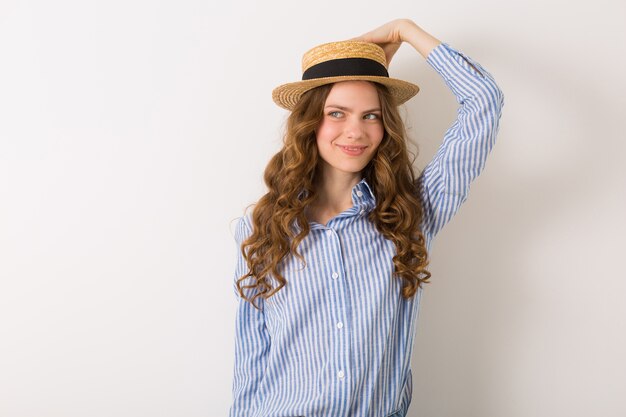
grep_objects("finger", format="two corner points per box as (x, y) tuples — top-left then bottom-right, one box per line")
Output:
(383, 44), (401, 65)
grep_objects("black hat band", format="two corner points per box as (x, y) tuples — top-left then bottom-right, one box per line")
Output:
(302, 57), (389, 81)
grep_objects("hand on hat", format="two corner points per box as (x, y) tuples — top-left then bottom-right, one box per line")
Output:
(351, 19), (442, 63)
(349, 18), (418, 66)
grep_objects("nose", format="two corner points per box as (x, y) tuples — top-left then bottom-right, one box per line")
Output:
(344, 117), (364, 139)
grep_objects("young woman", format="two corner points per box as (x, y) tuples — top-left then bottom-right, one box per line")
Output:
(229, 18), (504, 417)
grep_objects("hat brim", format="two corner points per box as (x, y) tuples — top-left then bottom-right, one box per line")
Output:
(271, 75), (420, 111)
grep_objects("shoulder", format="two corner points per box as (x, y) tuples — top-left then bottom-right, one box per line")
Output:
(231, 207), (256, 245)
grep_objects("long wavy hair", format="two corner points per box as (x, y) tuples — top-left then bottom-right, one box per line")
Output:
(236, 81), (431, 310)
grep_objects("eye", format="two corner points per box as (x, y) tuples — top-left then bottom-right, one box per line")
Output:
(364, 113), (380, 120)
(328, 111), (343, 118)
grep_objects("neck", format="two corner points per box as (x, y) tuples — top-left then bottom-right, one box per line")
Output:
(311, 167), (362, 213)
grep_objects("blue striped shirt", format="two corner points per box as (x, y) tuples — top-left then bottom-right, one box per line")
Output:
(229, 42), (504, 417)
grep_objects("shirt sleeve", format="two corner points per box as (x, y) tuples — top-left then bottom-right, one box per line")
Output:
(416, 42), (505, 240)
(229, 214), (271, 417)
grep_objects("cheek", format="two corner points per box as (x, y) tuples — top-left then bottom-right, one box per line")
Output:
(316, 121), (340, 144)
(370, 124), (385, 144)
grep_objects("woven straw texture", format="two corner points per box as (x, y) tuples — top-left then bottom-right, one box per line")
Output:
(302, 41), (387, 72)
(272, 40), (420, 111)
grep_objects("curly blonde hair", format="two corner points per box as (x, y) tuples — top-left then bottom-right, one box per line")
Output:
(236, 82), (431, 310)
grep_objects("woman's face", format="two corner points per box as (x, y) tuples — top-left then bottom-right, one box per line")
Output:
(315, 81), (384, 179)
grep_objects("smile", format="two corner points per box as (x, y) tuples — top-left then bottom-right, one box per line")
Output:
(337, 145), (367, 156)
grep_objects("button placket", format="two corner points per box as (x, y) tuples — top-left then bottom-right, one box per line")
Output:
(324, 224), (350, 388)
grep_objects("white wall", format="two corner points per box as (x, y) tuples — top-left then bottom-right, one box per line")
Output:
(1, 1), (625, 416)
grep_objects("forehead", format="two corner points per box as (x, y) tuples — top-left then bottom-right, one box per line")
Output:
(325, 81), (380, 106)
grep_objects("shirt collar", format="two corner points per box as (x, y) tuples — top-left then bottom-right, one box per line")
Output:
(351, 177), (376, 206)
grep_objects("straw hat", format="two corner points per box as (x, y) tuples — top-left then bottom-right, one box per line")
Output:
(272, 40), (420, 111)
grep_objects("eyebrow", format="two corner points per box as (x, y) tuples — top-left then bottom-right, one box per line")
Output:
(324, 105), (382, 113)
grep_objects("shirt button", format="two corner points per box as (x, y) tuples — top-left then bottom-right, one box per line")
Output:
(331, 272), (338, 279)
(356, 190), (363, 197)
(337, 370), (345, 379)
(326, 229), (333, 236)
(336, 322), (343, 329)
(360, 209), (365, 215)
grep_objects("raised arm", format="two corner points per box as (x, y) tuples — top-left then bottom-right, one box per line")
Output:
(354, 19), (505, 240)
(417, 40), (504, 239)
(229, 214), (271, 417)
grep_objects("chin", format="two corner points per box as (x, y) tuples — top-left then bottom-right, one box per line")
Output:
(338, 166), (367, 174)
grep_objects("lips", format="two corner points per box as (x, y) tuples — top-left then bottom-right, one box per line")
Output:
(337, 144), (367, 156)
(337, 145), (367, 150)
